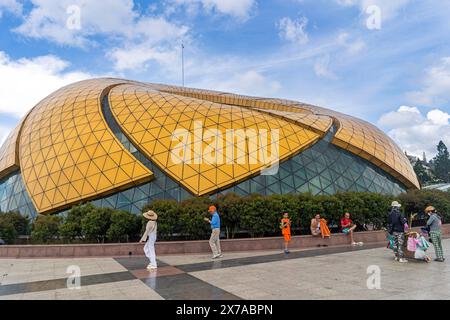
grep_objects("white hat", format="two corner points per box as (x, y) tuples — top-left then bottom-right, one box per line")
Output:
(391, 201), (402, 208)
(143, 210), (158, 221)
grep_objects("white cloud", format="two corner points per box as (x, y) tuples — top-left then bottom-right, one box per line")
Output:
(0, 51), (92, 117)
(107, 17), (188, 72)
(14, 0), (188, 45)
(335, 0), (411, 21)
(14, 0), (136, 46)
(13, 0), (190, 73)
(168, 0), (257, 20)
(378, 106), (450, 157)
(278, 16), (309, 46)
(0, 0), (22, 18)
(337, 32), (366, 55)
(194, 70), (281, 97)
(314, 55), (337, 80)
(407, 57), (450, 107)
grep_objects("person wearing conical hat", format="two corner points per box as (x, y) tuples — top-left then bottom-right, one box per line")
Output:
(387, 201), (408, 263)
(140, 210), (158, 270)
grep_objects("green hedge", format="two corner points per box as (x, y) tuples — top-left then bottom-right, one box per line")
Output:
(144, 191), (450, 240)
(1, 189), (449, 244)
(0, 211), (30, 244)
(147, 192), (396, 240)
(29, 205), (142, 244)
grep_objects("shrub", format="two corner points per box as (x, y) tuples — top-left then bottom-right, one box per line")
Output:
(0, 220), (17, 244)
(31, 215), (61, 243)
(141, 190), (448, 240)
(178, 197), (212, 240)
(399, 189), (450, 222)
(107, 210), (141, 242)
(217, 193), (245, 239)
(0, 211), (30, 236)
(81, 207), (113, 243)
(143, 200), (180, 240)
(59, 203), (95, 241)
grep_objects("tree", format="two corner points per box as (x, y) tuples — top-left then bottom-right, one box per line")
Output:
(0, 220), (17, 244)
(59, 203), (95, 241)
(31, 215), (61, 243)
(433, 141), (450, 183)
(414, 160), (431, 186)
(81, 207), (112, 242)
(0, 211), (30, 236)
(106, 210), (141, 242)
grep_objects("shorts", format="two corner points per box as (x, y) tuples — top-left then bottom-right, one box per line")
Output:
(283, 233), (291, 242)
(342, 228), (350, 234)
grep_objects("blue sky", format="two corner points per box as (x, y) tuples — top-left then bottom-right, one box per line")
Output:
(0, 0), (449, 157)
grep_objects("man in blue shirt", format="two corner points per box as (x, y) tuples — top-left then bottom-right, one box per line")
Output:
(204, 206), (223, 259)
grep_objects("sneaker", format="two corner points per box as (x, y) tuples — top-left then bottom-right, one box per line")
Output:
(351, 242), (357, 246)
(217, 254), (224, 258)
(394, 257), (399, 261)
(357, 242), (364, 246)
(436, 258), (445, 263)
(212, 255), (219, 259)
(284, 250), (290, 254)
(147, 264), (157, 270)
(398, 258), (408, 263)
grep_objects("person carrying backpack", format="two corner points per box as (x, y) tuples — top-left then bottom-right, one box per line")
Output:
(387, 201), (408, 263)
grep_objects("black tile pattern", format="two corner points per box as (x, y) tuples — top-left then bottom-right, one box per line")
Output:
(0, 271), (135, 296)
(114, 257), (169, 270)
(141, 273), (241, 300)
(176, 243), (384, 273)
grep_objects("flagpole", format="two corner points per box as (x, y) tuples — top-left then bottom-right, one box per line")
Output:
(182, 42), (185, 87)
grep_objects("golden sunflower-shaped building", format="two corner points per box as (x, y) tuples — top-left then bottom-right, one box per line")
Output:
(0, 78), (419, 217)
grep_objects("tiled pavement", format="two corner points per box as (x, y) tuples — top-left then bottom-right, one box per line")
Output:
(1, 239), (450, 300)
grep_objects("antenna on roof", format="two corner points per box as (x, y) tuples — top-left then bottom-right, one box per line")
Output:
(181, 41), (185, 87)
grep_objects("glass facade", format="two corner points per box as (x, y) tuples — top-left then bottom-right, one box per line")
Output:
(0, 171), (37, 219)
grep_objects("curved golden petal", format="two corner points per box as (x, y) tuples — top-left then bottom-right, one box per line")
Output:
(109, 84), (322, 196)
(19, 79), (154, 214)
(149, 85), (419, 190)
(0, 123), (21, 180)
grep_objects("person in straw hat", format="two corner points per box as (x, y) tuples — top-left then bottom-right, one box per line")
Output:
(140, 210), (158, 270)
(425, 206), (445, 262)
(387, 201), (408, 263)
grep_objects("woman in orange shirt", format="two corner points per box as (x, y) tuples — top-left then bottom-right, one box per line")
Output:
(280, 212), (292, 254)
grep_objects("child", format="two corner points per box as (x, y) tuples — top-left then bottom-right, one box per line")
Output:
(413, 232), (431, 263)
(280, 213), (291, 254)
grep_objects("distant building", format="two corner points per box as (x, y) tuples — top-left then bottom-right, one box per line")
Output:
(423, 183), (450, 192)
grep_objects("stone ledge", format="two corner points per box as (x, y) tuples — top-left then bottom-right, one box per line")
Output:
(1, 224), (449, 258)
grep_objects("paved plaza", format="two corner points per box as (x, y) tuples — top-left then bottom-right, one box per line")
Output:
(1, 239), (449, 300)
